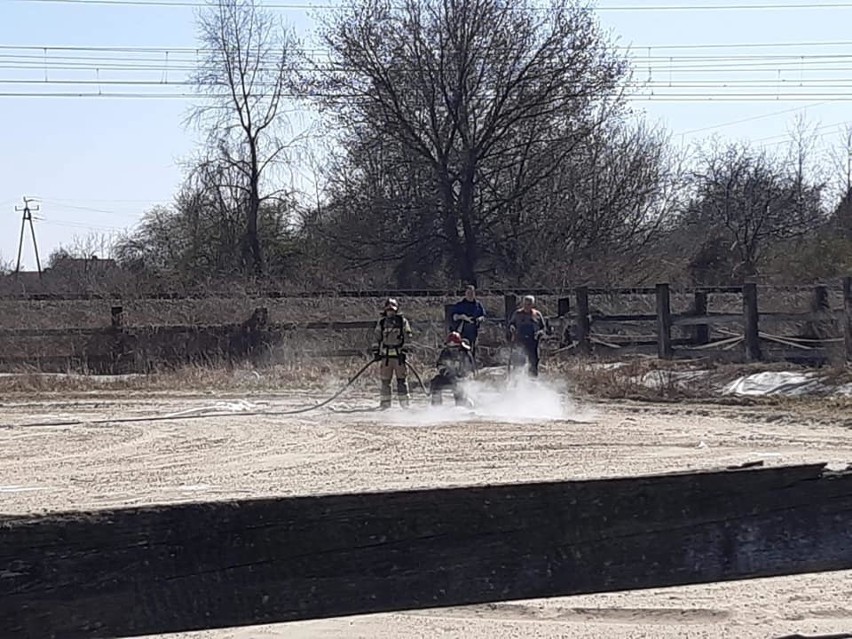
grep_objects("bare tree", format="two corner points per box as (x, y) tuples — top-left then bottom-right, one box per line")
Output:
(190, 0), (301, 276)
(784, 114), (826, 225)
(829, 124), (852, 198)
(688, 141), (826, 279)
(316, 0), (628, 285)
(485, 119), (683, 285)
(826, 124), (852, 237)
(48, 232), (116, 266)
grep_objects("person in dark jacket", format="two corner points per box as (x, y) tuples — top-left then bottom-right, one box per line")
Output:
(507, 295), (548, 377)
(430, 332), (476, 406)
(449, 284), (486, 359)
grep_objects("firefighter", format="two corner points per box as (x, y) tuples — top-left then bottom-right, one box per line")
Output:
(507, 295), (548, 377)
(372, 297), (413, 409)
(449, 284), (486, 359)
(430, 332), (476, 406)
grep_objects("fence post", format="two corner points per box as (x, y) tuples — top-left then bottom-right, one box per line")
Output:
(656, 283), (672, 359)
(805, 285), (830, 341)
(844, 277), (852, 362)
(575, 287), (590, 354)
(812, 285), (830, 312)
(111, 306), (124, 328)
(742, 282), (761, 362)
(504, 294), (517, 326)
(557, 296), (572, 346)
(692, 291), (709, 345)
(444, 304), (455, 334)
(109, 306), (127, 375)
(243, 307), (268, 362)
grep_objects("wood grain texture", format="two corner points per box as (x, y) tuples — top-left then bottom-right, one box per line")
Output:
(1, 463), (851, 638)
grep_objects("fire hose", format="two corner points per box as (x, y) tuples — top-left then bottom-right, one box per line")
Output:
(5, 357), (384, 429)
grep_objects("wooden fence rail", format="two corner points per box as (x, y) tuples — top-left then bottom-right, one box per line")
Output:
(1, 280), (851, 372)
(1, 462), (850, 638)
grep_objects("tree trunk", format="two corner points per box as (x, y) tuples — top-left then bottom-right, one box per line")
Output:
(458, 165), (478, 286)
(248, 141), (264, 277)
(438, 173), (467, 283)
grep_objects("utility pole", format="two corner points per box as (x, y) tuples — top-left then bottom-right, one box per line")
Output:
(14, 196), (42, 277)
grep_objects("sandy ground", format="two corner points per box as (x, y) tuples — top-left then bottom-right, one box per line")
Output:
(2, 376), (852, 638)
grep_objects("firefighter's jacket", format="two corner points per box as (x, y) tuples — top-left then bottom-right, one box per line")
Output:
(435, 345), (475, 380)
(373, 313), (413, 358)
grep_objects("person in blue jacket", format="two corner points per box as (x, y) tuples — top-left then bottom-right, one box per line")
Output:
(450, 284), (486, 358)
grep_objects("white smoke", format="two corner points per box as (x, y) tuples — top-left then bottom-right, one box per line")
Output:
(380, 367), (593, 425)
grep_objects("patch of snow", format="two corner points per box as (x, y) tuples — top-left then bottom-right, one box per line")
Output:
(722, 371), (826, 397)
(161, 400), (261, 418)
(835, 383), (852, 397)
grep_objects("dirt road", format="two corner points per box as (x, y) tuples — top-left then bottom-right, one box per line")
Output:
(2, 379), (851, 638)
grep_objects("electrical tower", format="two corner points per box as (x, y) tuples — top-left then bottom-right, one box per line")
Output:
(14, 196), (42, 277)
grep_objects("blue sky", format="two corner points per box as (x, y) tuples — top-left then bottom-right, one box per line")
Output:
(2, 0), (852, 269)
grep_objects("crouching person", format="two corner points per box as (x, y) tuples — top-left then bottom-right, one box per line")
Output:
(430, 332), (476, 406)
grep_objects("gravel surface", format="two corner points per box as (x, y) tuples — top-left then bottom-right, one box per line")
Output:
(2, 381), (851, 638)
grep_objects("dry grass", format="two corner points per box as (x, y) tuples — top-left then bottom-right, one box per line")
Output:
(0, 358), (370, 397)
(5, 351), (852, 418)
(558, 355), (852, 408)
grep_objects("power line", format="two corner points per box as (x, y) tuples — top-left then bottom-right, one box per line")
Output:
(5, 91), (852, 101)
(37, 196), (165, 203)
(5, 40), (852, 53)
(752, 118), (852, 144)
(4, 46), (852, 65)
(38, 201), (145, 216)
(676, 101), (831, 136)
(8, 79), (852, 93)
(7, 51), (852, 62)
(39, 219), (128, 232)
(626, 40), (852, 50)
(5, 59), (852, 73)
(10, 0), (852, 10)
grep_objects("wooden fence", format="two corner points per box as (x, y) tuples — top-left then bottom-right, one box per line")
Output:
(1, 280), (850, 372)
(559, 280), (851, 363)
(2, 462), (851, 638)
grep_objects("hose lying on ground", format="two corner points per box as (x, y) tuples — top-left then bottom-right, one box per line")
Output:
(3, 359), (379, 429)
(405, 360), (430, 396)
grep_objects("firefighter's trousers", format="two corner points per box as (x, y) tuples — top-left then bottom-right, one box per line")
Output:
(379, 356), (409, 408)
(429, 374), (467, 406)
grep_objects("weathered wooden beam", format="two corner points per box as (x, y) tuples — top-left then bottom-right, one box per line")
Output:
(743, 282), (761, 361)
(503, 293), (517, 324)
(692, 291), (710, 345)
(760, 310), (844, 323)
(656, 283), (673, 359)
(671, 310), (845, 327)
(557, 297), (572, 346)
(2, 463), (851, 639)
(591, 313), (658, 323)
(844, 276), (852, 362)
(672, 313), (744, 327)
(574, 286), (591, 354)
